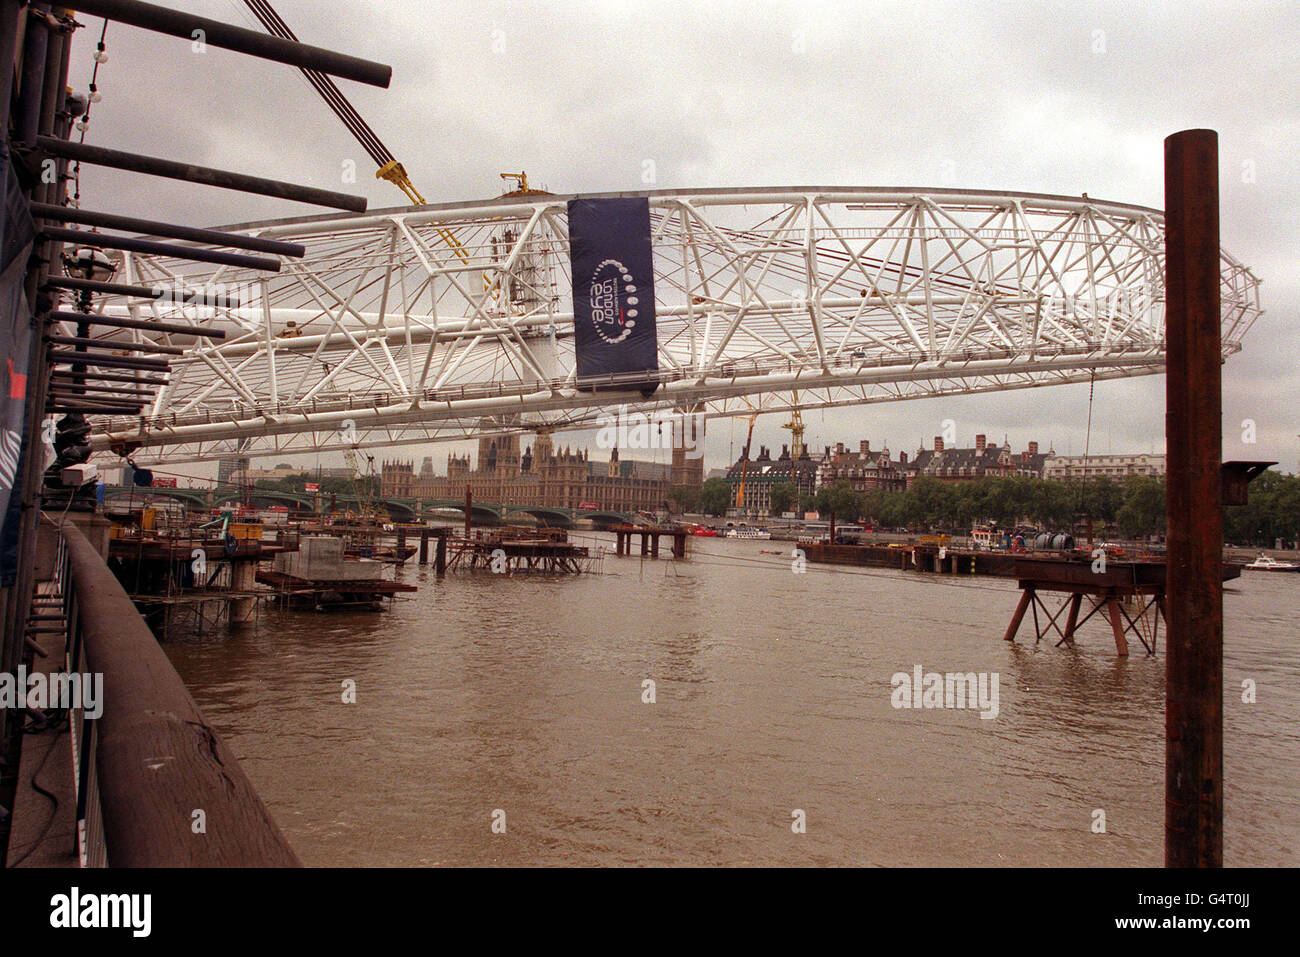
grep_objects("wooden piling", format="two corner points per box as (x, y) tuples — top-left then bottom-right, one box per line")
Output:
(1164, 128), (1224, 867)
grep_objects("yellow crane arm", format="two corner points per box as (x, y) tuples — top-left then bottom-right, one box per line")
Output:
(376, 160), (477, 268)
(736, 415), (757, 508)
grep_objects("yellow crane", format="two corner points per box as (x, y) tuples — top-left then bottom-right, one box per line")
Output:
(735, 413), (759, 511)
(500, 171), (549, 196)
(781, 391), (806, 459)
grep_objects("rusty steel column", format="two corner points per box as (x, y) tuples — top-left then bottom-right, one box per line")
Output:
(1164, 128), (1223, 868)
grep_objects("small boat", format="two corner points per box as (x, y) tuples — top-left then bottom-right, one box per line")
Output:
(726, 527), (772, 540)
(690, 526), (719, 537)
(1243, 553), (1300, 572)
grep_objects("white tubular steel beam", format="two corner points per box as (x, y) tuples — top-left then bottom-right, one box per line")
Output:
(73, 186), (1260, 463)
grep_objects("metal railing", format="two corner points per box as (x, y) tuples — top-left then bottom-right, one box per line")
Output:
(91, 338), (1173, 437)
(53, 517), (300, 867)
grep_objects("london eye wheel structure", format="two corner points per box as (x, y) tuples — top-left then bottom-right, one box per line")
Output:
(80, 186), (1262, 465)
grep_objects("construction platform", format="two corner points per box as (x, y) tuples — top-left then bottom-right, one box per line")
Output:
(106, 526), (295, 636)
(1003, 556), (1244, 656)
(446, 527), (598, 574)
(611, 525), (689, 559)
(257, 536), (417, 608)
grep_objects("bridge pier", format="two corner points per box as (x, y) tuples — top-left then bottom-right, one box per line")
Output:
(611, 525), (687, 560)
(230, 560), (257, 625)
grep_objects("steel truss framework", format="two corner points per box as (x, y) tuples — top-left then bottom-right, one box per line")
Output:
(74, 186), (1262, 465)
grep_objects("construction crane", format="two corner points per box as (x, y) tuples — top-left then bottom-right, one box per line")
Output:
(499, 171), (549, 197)
(342, 448), (378, 522)
(240, 0), (475, 264)
(781, 391), (806, 460)
(734, 413), (759, 514)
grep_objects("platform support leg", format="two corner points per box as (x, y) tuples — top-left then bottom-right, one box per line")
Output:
(1107, 599), (1130, 657)
(1063, 593), (1084, 642)
(1004, 588), (1033, 642)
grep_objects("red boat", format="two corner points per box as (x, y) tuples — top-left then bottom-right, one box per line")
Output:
(690, 525), (719, 537)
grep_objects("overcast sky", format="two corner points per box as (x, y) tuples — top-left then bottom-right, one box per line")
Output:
(67, 0), (1300, 476)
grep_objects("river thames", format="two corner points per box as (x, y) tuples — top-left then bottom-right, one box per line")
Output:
(162, 534), (1299, 866)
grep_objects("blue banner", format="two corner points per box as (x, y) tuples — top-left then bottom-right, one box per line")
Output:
(0, 152), (36, 585)
(568, 197), (658, 390)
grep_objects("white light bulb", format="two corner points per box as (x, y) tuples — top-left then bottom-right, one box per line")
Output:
(93, 50), (109, 64)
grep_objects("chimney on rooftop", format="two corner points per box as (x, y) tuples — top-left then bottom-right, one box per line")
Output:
(836, 442), (845, 455)
(975, 434), (986, 452)
(1028, 441), (1039, 455)
(899, 450), (909, 466)
(934, 436), (944, 452)
(860, 440), (870, 455)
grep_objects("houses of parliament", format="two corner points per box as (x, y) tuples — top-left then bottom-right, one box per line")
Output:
(380, 430), (705, 513)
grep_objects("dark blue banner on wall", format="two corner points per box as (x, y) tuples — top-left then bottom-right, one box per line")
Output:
(0, 153), (36, 585)
(567, 197), (658, 390)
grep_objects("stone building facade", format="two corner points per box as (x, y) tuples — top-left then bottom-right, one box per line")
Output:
(1041, 452), (1166, 480)
(380, 431), (674, 514)
(722, 444), (820, 515)
(905, 434), (1050, 484)
(816, 440), (908, 493)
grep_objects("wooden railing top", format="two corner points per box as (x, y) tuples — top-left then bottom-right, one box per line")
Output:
(58, 519), (300, 867)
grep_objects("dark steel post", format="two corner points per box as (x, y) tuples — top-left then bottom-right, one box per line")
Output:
(67, 0), (391, 87)
(1164, 128), (1223, 868)
(31, 203), (307, 256)
(0, 2), (22, 137)
(15, 3), (52, 145)
(36, 136), (367, 212)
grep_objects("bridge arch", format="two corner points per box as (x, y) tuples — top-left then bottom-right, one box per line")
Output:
(504, 505), (573, 528)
